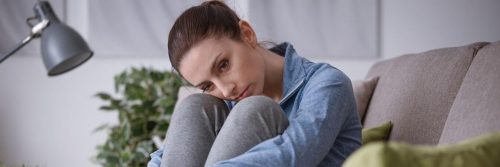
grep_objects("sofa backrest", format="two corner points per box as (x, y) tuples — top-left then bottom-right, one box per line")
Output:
(363, 42), (488, 145)
(438, 41), (500, 145)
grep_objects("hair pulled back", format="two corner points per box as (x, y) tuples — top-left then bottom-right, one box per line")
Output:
(168, 1), (241, 72)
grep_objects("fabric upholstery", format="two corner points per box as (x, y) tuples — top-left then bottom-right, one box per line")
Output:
(439, 41), (500, 145)
(363, 42), (488, 145)
(343, 132), (500, 167)
(362, 121), (392, 145)
(352, 77), (379, 123)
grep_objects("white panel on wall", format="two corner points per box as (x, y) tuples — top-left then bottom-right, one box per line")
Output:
(382, 0), (500, 58)
(248, 0), (379, 58)
(87, 0), (200, 57)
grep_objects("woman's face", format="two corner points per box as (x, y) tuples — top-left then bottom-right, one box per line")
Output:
(179, 37), (266, 101)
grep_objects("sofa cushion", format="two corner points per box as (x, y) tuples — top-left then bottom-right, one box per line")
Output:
(439, 41), (500, 145)
(362, 121), (393, 145)
(343, 131), (500, 167)
(352, 77), (379, 122)
(363, 42), (488, 145)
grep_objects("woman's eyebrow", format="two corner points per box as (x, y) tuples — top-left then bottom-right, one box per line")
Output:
(193, 53), (222, 87)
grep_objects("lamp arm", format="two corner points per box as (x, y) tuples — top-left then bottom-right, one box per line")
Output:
(0, 35), (35, 63)
(0, 20), (49, 64)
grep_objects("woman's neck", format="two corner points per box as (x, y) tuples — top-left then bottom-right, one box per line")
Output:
(259, 47), (285, 102)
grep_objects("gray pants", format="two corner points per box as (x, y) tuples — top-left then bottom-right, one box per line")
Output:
(161, 94), (289, 167)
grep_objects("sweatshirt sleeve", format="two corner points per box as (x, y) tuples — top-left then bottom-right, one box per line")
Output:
(147, 148), (163, 167)
(212, 69), (357, 167)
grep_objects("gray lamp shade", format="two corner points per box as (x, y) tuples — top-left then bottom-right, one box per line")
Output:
(41, 23), (93, 76)
(0, 1), (92, 76)
(34, 1), (93, 76)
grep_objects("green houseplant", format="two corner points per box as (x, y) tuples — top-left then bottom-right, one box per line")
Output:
(93, 67), (184, 167)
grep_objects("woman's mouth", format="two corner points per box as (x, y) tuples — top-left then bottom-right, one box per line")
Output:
(235, 86), (250, 101)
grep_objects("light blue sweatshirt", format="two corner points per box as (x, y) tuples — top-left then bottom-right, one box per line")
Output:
(148, 42), (361, 167)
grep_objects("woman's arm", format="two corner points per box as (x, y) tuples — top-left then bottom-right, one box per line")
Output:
(213, 67), (360, 166)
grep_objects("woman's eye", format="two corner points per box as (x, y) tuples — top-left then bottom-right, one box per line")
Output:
(218, 59), (229, 72)
(202, 84), (212, 93)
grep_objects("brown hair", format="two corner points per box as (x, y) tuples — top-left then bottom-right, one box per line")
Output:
(168, 1), (242, 73)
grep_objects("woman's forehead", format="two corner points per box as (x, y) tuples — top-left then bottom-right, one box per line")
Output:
(178, 38), (226, 85)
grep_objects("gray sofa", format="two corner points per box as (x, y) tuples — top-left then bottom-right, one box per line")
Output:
(361, 41), (500, 145)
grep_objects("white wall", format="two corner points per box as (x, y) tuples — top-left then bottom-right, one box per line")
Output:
(0, 57), (171, 167)
(382, 0), (500, 59)
(321, 0), (500, 80)
(1, 0), (500, 166)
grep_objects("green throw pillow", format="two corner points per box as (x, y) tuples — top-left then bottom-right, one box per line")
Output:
(362, 121), (393, 145)
(343, 131), (500, 167)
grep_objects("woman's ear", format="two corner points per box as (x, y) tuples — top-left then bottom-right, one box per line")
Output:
(238, 20), (258, 48)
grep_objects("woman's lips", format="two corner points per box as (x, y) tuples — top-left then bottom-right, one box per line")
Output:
(235, 86), (250, 101)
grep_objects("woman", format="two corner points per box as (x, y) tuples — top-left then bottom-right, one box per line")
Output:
(149, 1), (361, 167)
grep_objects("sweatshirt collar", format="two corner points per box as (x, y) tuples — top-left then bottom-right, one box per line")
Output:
(270, 42), (307, 105)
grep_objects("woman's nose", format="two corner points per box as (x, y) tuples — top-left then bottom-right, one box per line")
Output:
(215, 80), (236, 98)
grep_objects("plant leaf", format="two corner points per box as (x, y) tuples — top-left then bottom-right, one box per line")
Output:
(99, 106), (115, 111)
(95, 92), (112, 100)
(92, 123), (109, 133)
(94, 67), (181, 166)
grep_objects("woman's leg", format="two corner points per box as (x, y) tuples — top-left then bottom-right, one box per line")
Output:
(161, 93), (230, 167)
(204, 96), (289, 166)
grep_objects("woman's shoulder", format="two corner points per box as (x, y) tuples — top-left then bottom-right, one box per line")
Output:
(297, 63), (354, 105)
(304, 62), (351, 87)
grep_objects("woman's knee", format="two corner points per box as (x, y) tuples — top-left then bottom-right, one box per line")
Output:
(173, 93), (228, 119)
(221, 95), (289, 138)
(233, 95), (278, 111)
(229, 96), (285, 122)
(176, 93), (224, 109)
